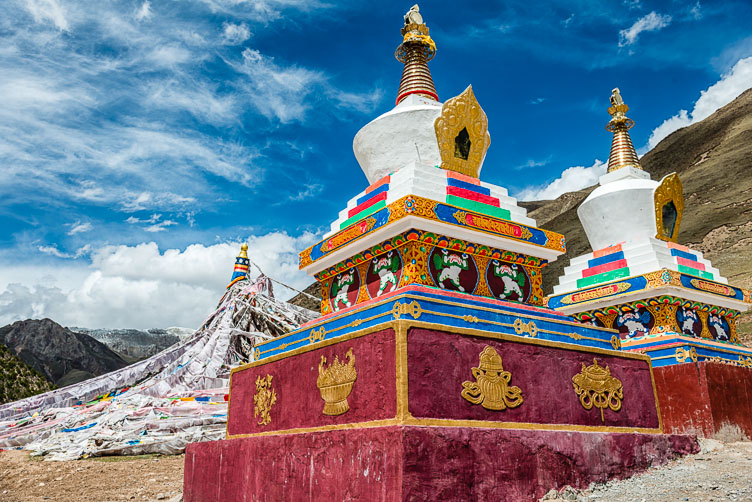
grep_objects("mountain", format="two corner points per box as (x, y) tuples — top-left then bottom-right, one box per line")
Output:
(0, 318), (130, 387)
(0, 343), (55, 404)
(520, 88), (752, 342)
(70, 327), (191, 362)
(288, 282), (322, 312)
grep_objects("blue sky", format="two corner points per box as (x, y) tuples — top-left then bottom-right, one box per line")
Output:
(1, 0), (751, 328)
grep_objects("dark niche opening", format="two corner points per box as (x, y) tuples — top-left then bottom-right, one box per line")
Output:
(661, 201), (678, 238)
(454, 127), (471, 160)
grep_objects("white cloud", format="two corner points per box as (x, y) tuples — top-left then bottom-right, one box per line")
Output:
(647, 57), (752, 149)
(67, 221), (92, 235)
(0, 233), (319, 328)
(134, 1), (151, 21)
(618, 12), (672, 47)
(24, 0), (69, 31)
(222, 22), (251, 44)
(516, 160), (606, 201)
(690, 2), (702, 20)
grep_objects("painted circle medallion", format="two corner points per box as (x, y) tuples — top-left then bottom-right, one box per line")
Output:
(428, 247), (479, 293)
(613, 307), (654, 339)
(485, 260), (531, 303)
(707, 314), (731, 341)
(329, 268), (361, 312)
(365, 250), (403, 299)
(675, 307), (702, 338)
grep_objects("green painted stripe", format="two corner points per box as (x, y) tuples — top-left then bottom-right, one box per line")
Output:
(339, 200), (386, 230)
(678, 264), (713, 280)
(576, 267), (630, 289)
(446, 195), (511, 220)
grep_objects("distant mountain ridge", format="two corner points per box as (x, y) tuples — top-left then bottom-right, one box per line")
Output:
(70, 326), (192, 362)
(0, 343), (55, 404)
(0, 319), (129, 387)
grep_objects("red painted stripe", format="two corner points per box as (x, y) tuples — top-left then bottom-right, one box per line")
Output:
(347, 192), (387, 218)
(582, 259), (628, 277)
(593, 243), (623, 259)
(446, 170), (480, 185)
(667, 241), (691, 252)
(395, 89), (439, 105)
(365, 175), (390, 194)
(676, 256), (705, 271)
(446, 186), (500, 207)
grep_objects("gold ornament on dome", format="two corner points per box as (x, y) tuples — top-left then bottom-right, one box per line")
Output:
(316, 348), (357, 416)
(572, 358), (623, 423)
(461, 346), (523, 411)
(653, 173), (684, 242)
(253, 374), (277, 426)
(434, 85), (491, 179)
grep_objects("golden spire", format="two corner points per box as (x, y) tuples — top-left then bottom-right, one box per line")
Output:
(605, 88), (641, 173)
(239, 242), (249, 259)
(395, 5), (438, 105)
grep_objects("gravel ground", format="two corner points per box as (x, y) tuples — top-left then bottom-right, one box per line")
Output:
(0, 451), (183, 502)
(541, 439), (752, 502)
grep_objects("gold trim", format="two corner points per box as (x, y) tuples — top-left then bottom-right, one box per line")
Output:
(434, 85), (490, 178)
(226, 416), (662, 440)
(654, 173), (684, 242)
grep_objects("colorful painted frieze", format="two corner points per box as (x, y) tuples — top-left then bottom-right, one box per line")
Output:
(317, 230), (546, 315)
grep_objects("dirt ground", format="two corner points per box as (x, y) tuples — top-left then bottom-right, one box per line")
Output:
(2, 439), (752, 501)
(0, 451), (183, 502)
(542, 439), (752, 502)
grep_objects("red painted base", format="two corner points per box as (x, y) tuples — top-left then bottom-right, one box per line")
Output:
(183, 426), (697, 502)
(654, 361), (752, 438)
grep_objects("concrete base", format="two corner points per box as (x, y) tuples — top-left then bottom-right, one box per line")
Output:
(183, 425), (697, 502)
(654, 361), (752, 438)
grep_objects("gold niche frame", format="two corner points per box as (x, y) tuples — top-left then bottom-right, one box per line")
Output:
(653, 173), (684, 242)
(434, 85), (491, 179)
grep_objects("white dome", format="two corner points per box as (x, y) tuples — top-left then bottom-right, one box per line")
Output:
(578, 168), (659, 251)
(353, 94), (442, 184)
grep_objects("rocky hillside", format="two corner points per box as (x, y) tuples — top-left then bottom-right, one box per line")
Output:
(521, 88), (752, 341)
(70, 327), (189, 362)
(0, 319), (129, 387)
(0, 343), (55, 405)
(288, 282), (322, 312)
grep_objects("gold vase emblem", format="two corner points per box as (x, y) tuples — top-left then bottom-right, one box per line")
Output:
(461, 346), (523, 411)
(253, 374), (277, 426)
(572, 358), (623, 423)
(317, 348), (357, 416)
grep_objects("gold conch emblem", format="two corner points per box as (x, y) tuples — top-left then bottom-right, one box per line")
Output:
(461, 346), (523, 411)
(571, 359), (623, 423)
(317, 348), (357, 416)
(253, 374), (277, 426)
(434, 85), (491, 179)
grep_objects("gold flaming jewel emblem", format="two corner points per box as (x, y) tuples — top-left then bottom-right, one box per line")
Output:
(317, 348), (357, 416)
(253, 374), (277, 426)
(572, 358), (623, 423)
(461, 346), (523, 411)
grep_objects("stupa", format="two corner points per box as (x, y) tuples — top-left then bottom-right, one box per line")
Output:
(183, 9), (697, 501)
(548, 89), (752, 437)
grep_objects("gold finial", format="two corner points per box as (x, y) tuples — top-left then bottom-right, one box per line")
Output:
(239, 242), (248, 259)
(395, 5), (438, 105)
(605, 88), (641, 173)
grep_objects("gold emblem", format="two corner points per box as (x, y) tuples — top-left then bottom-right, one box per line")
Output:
(572, 359), (623, 423)
(653, 173), (684, 242)
(675, 347), (698, 363)
(317, 348), (357, 416)
(513, 318), (537, 337)
(689, 279), (736, 297)
(392, 300), (422, 319)
(434, 85), (491, 178)
(253, 374), (277, 426)
(610, 335), (621, 350)
(461, 346), (523, 411)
